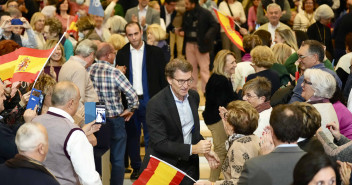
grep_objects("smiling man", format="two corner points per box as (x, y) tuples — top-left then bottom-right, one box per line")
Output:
(140, 58), (219, 185)
(289, 40), (342, 103)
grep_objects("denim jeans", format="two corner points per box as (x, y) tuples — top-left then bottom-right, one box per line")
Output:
(107, 116), (126, 185)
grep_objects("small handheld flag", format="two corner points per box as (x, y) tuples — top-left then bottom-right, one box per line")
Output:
(213, 8), (244, 52)
(133, 155), (196, 185)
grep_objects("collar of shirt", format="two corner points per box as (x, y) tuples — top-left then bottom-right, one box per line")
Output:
(170, 86), (189, 102)
(276, 143), (298, 148)
(69, 55), (88, 68)
(96, 60), (112, 66)
(48, 107), (75, 123)
(130, 41), (145, 52)
(297, 137), (306, 142)
(138, 5), (148, 12)
(311, 63), (325, 69)
(269, 22), (280, 30)
(165, 6), (172, 15)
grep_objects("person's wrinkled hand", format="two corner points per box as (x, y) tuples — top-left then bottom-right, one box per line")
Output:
(120, 109), (134, 121)
(24, 105), (37, 122)
(219, 106), (228, 121)
(20, 91), (31, 106)
(82, 120), (101, 136)
(260, 126), (275, 155)
(20, 17), (31, 29)
(327, 121), (341, 140)
(338, 161), (351, 185)
(204, 150), (220, 169)
(131, 14), (138, 23)
(116, 65), (126, 74)
(192, 140), (211, 154)
(0, 17), (11, 29)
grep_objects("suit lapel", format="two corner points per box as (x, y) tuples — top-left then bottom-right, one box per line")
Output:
(165, 86), (184, 135)
(146, 8), (152, 24)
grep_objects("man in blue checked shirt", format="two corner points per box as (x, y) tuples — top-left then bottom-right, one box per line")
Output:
(89, 42), (139, 185)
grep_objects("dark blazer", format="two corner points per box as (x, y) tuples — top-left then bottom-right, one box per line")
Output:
(140, 86), (204, 180)
(202, 74), (237, 125)
(160, 5), (177, 33)
(115, 43), (168, 98)
(238, 146), (306, 185)
(182, 5), (219, 53)
(0, 119), (17, 164)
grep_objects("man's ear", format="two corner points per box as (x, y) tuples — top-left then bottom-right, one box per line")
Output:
(38, 143), (45, 155)
(167, 76), (172, 85)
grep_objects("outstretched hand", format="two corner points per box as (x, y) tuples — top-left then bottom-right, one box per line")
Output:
(204, 151), (220, 169)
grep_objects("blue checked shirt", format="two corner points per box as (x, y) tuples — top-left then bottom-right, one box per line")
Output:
(89, 60), (139, 117)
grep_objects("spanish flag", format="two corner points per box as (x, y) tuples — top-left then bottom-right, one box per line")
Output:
(213, 8), (244, 52)
(67, 15), (78, 34)
(133, 155), (195, 185)
(0, 47), (53, 83)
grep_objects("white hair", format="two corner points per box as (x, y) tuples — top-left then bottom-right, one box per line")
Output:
(75, 39), (97, 58)
(304, 69), (336, 99)
(267, 3), (282, 12)
(106, 15), (127, 34)
(15, 122), (47, 153)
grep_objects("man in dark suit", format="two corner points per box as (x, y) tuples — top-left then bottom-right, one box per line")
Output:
(160, 0), (177, 40)
(115, 21), (167, 179)
(238, 104), (306, 185)
(141, 58), (219, 184)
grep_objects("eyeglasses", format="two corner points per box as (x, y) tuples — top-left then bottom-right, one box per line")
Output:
(297, 54), (313, 59)
(303, 79), (313, 85)
(174, 78), (193, 86)
(243, 93), (258, 99)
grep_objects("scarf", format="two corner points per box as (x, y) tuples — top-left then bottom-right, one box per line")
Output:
(255, 101), (271, 113)
(225, 133), (246, 150)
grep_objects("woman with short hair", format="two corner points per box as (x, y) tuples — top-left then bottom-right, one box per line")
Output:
(293, 0), (316, 31)
(197, 100), (260, 185)
(146, 24), (170, 62)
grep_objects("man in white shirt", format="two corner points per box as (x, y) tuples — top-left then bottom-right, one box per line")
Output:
(32, 81), (102, 185)
(257, 3), (291, 42)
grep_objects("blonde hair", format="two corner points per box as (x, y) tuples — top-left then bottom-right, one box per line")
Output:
(106, 15), (127, 34)
(212, 49), (236, 76)
(76, 15), (95, 32)
(275, 28), (298, 51)
(250, 45), (275, 68)
(30, 12), (45, 30)
(107, 34), (126, 51)
(272, 43), (292, 64)
(148, 1), (160, 9)
(146, 24), (167, 41)
(43, 39), (66, 65)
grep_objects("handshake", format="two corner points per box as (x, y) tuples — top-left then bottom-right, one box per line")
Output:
(192, 140), (220, 169)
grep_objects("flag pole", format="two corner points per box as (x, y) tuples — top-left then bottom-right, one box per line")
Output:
(32, 32), (67, 87)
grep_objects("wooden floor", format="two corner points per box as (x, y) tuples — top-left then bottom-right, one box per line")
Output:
(120, 84), (215, 184)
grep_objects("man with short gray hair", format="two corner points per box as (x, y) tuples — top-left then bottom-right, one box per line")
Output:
(257, 3), (291, 41)
(58, 39), (99, 108)
(33, 81), (102, 185)
(0, 122), (59, 185)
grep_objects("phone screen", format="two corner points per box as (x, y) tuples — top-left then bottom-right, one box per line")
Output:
(96, 103), (106, 124)
(36, 93), (45, 115)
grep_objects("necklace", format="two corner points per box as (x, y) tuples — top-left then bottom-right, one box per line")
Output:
(316, 23), (325, 45)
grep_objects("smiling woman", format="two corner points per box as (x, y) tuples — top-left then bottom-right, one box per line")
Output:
(42, 40), (66, 82)
(202, 49), (239, 181)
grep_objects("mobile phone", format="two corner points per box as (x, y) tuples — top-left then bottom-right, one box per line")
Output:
(95, 102), (106, 124)
(36, 93), (45, 115)
(11, 19), (23, 25)
(26, 88), (42, 110)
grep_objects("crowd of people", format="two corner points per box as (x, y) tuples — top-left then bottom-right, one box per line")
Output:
(0, 0), (352, 184)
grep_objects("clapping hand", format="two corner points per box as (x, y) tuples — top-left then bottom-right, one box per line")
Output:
(260, 126), (275, 155)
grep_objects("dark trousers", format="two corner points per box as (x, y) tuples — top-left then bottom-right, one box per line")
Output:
(125, 98), (149, 169)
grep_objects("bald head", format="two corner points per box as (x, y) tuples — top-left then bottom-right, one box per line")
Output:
(51, 81), (79, 107)
(96, 42), (115, 64)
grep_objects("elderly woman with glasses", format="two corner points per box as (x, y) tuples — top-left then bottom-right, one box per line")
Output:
(202, 49), (238, 181)
(196, 101), (260, 185)
(301, 68), (339, 142)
